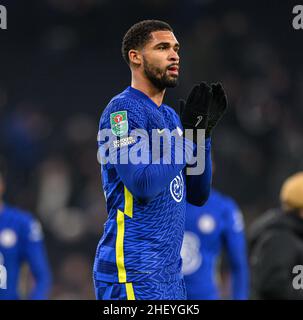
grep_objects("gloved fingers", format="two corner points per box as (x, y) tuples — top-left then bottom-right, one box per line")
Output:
(199, 82), (212, 97)
(199, 82), (212, 111)
(211, 82), (227, 111)
(186, 85), (200, 105)
(211, 82), (224, 98)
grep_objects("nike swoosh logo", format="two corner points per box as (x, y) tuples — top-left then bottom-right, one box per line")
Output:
(195, 115), (203, 127)
(157, 128), (166, 134)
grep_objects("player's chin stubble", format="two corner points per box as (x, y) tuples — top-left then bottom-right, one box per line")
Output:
(143, 57), (178, 90)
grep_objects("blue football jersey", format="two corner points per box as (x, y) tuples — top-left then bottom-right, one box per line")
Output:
(181, 189), (248, 300)
(0, 205), (51, 300)
(94, 86), (187, 284)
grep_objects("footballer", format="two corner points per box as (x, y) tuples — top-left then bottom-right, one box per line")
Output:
(0, 163), (52, 300)
(93, 20), (227, 300)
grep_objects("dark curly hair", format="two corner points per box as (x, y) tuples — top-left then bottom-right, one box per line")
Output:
(122, 20), (173, 65)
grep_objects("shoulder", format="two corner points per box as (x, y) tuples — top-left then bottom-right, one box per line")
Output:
(99, 89), (148, 128)
(104, 88), (147, 115)
(212, 191), (244, 231)
(260, 228), (297, 252)
(5, 205), (34, 223)
(212, 190), (239, 211)
(4, 206), (40, 234)
(13, 209), (43, 241)
(109, 91), (141, 111)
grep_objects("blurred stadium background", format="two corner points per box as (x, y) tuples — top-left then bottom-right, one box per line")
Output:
(0, 0), (302, 299)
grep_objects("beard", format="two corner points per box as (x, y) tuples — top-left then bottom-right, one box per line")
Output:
(143, 57), (179, 90)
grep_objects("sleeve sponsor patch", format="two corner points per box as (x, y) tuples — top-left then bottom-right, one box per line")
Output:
(112, 136), (136, 149)
(110, 111), (128, 137)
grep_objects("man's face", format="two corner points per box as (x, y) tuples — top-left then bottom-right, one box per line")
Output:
(141, 30), (180, 90)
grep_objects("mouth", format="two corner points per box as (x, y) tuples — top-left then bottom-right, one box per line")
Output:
(167, 65), (179, 76)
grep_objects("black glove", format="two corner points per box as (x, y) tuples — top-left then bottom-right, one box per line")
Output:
(205, 83), (228, 138)
(180, 82), (212, 135)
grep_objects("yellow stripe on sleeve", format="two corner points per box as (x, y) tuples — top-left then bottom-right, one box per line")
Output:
(115, 187), (133, 283)
(124, 186), (133, 218)
(116, 209), (126, 283)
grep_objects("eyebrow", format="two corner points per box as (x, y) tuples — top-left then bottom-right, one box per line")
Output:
(154, 42), (180, 49)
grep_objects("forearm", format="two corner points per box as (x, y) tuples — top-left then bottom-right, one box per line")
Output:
(231, 263), (249, 300)
(115, 136), (194, 203)
(185, 138), (212, 206)
(29, 274), (52, 300)
(27, 246), (52, 300)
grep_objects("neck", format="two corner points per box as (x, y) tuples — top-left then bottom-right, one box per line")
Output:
(131, 72), (165, 107)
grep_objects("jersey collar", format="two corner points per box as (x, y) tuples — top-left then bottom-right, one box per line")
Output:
(127, 86), (163, 109)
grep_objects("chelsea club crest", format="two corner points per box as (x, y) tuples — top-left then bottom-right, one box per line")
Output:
(170, 172), (184, 203)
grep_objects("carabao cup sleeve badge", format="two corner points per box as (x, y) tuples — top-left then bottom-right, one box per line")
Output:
(110, 111), (129, 137)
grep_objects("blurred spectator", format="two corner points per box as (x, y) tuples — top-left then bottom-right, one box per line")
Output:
(249, 172), (303, 299)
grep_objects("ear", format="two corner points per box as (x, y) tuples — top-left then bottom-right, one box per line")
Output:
(128, 49), (142, 67)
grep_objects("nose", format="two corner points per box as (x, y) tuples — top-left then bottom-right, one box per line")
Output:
(169, 48), (179, 62)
